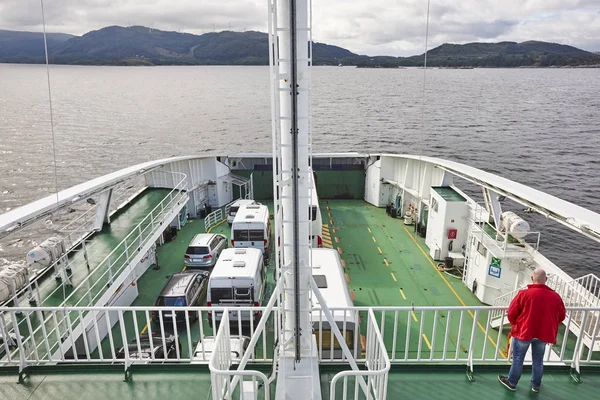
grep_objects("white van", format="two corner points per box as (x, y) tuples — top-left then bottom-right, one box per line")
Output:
(308, 172), (323, 248)
(231, 204), (271, 260)
(207, 248), (265, 326)
(227, 199), (258, 225)
(310, 248), (357, 360)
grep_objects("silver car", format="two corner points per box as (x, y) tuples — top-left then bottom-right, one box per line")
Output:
(184, 233), (228, 268)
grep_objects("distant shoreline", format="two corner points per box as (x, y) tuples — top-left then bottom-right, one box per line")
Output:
(2, 61), (600, 69)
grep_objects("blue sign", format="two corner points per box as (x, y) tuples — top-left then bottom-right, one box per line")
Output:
(488, 265), (501, 278)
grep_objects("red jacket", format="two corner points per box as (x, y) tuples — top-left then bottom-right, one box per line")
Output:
(508, 284), (566, 344)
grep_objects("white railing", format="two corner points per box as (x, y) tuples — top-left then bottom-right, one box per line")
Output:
(2, 306), (599, 379)
(491, 273), (566, 321)
(204, 208), (225, 232)
(571, 274), (600, 307)
(0, 180), (188, 361)
(2, 174), (187, 310)
(71, 175), (187, 307)
(330, 309), (389, 400)
(204, 198), (255, 232)
(0, 306), (278, 367)
(492, 274), (600, 350)
(209, 312), (270, 400)
(469, 224), (540, 259)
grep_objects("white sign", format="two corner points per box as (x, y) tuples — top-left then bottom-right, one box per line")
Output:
(488, 265), (501, 278)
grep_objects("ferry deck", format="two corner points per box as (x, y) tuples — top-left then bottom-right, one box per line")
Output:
(2, 188), (599, 399)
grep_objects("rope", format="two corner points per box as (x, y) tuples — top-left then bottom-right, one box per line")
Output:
(40, 0), (60, 210)
(436, 262), (463, 279)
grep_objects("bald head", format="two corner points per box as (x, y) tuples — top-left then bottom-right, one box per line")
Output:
(532, 268), (547, 284)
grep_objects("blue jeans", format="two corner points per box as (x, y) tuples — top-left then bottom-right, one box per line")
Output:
(508, 338), (546, 388)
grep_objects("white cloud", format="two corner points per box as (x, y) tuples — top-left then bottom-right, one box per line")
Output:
(0, 0), (598, 56)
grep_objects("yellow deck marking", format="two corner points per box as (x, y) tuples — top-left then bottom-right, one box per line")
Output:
(384, 258), (389, 267)
(334, 237), (339, 243)
(411, 311), (418, 322)
(345, 274), (350, 283)
(377, 247), (382, 254)
(391, 272), (396, 281)
(206, 218), (226, 233)
(372, 237), (376, 243)
(367, 227), (371, 233)
(404, 227), (506, 359)
(330, 220), (334, 225)
(141, 320), (151, 334)
(360, 334), (366, 351)
(328, 212), (332, 217)
(422, 334), (432, 350)
(337, 247), (343, 255)
(399, 289), (406, 300)
(322, 224), (328, 228)
(332, 228), (336, 233)
(341, 259), (346, 268)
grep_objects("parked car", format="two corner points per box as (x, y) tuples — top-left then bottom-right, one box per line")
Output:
(184, 233), (228, 268)
(116, 333), (181, 361)
(153, 270), (209, 323)
(191, 335), (251, 363)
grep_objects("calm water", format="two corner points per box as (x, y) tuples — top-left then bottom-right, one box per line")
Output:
(1, 64), (599, 275)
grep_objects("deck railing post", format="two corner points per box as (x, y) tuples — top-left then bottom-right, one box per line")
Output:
(570, 309), (588, 382)
(10, 311), (28, 380)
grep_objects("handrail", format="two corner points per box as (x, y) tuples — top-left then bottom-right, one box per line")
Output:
(3, 173), (188, 361)
(330, 309), (390, 400)
(3, 172), (187, 310)
(2, 305), (600, 373)
(208, 312), (270, 400)
(204, 208), (224, 232)
(204, 199), (238, 232)
(67, 172), (188, 307)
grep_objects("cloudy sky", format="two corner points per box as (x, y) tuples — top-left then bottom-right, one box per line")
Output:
(1, 0), (599, 56)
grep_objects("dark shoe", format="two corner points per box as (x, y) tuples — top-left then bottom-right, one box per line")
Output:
(532, 386), (540, 393)
(498, 375), (516, 391)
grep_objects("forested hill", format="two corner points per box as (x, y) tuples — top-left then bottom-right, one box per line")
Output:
(0, 29), (74, 62)
(0, 26), (357, 66)
(1, 26), (599, 67)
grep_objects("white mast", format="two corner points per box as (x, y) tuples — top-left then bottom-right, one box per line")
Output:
(271, 0), (321, 397)
(277, 0), (311, 359)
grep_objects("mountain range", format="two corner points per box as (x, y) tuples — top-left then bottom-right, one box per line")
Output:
(1, 26), (599, 67)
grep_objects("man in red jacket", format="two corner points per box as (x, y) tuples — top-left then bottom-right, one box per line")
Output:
(499, 268), (566, 393)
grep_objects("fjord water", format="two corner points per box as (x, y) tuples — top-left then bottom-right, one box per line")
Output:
(1, 64), (599, 276)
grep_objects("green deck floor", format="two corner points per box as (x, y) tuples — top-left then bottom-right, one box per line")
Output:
(2, 365), (600, 400)
(325, 200), (508, 360)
